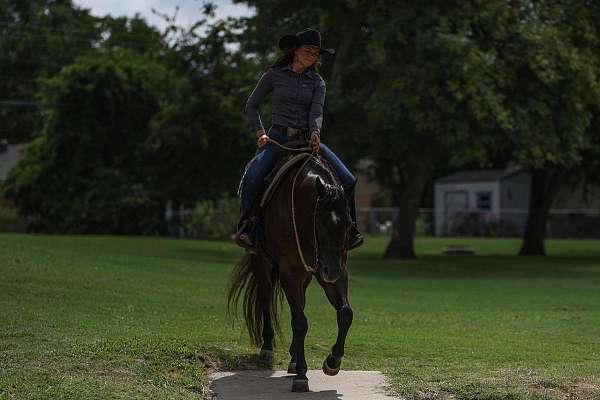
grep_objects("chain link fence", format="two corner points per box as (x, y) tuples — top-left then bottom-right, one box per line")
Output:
(358, 207), (600, 238)
(3, 204), (599, 239)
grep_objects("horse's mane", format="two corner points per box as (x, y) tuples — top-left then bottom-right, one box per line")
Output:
(307, 156), (342, 189)
(305, 157), (347, 219)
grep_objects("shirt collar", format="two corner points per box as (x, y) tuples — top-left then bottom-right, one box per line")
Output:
(283, 62), (317, 79)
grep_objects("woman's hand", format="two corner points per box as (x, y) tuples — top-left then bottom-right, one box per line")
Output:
(256, 129), (268, 148)
(309, 130), (320, 154)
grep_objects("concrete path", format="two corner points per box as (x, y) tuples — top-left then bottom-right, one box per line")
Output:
(209, 370), (401, 399)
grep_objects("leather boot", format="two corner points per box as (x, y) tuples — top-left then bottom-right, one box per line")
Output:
(349, 224), (364, 250)
(344, 184), (363, 250)
(234, 215), (256, 252)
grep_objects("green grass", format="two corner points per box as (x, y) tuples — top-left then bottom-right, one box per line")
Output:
(1, 234), (599, 399)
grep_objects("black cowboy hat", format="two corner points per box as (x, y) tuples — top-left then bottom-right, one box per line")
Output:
(278, 28), (335, 55)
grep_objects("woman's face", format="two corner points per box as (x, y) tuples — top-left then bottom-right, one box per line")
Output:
(294, 45), (320, 68)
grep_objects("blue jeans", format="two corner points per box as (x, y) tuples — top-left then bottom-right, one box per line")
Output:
(239, 126), (357, 223)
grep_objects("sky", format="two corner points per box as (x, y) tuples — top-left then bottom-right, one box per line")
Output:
(73, 0), (254, 32)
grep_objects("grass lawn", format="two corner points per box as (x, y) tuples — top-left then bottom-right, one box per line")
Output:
(1, 234), (599, 399)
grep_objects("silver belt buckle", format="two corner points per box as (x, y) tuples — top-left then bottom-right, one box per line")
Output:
(286, 127), (302, 140)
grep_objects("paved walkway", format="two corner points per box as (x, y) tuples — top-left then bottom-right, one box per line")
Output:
(210, 370), (401, 399)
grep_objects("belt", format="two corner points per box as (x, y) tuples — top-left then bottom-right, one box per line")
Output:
(273, 124), (309, 140)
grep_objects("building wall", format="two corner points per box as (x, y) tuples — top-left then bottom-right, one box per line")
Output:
(434, 181), (500, 235)
(499, 172), (531, 232)
(500, 172), (531, 210)
(553, 182), (600, 209)
(0, 145), (24, 180)
(355, 172), (380, 209)
(354, 172), (385, 232)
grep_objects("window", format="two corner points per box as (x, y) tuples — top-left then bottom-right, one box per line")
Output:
(476, 192), (492, 210)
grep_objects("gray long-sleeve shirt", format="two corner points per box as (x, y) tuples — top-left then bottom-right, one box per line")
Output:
(244, 62), (326, 134)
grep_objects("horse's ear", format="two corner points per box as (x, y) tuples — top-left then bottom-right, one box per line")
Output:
(316, 176), (327, 199)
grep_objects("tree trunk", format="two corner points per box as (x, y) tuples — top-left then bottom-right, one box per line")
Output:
(519, 169), (566, 256)
(384, 149), (433, 259)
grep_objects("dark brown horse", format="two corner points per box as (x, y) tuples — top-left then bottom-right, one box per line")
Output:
(228, 154), (353, 392)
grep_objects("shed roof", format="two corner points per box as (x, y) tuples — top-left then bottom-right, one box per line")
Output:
(435, 168), (525, 184)
(0, 145), (24, 180)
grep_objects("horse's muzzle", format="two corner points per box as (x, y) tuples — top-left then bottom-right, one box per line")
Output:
(318, 261), (343, 283)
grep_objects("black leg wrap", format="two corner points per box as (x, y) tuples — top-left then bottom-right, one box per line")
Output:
(338, 305), (353, 327)
(292, 315), (308, 336)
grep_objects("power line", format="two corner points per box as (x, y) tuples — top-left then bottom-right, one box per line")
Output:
(0, 54), (68, 67)
(0, 19), (226, 50)
(1, 28), (158, 49)
(0, 100), (49, 108)
(0, 18), (167, 39)
(0, 21), (170, 50)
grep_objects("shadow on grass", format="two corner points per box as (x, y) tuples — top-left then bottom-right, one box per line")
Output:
(348, 253), (600, 279)
(172, 246), (243, 265)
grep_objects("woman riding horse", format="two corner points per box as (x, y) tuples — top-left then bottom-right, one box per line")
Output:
(234, 28), (363, 251)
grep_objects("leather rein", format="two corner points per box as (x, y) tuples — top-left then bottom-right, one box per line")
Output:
(266, 136), (319, 273)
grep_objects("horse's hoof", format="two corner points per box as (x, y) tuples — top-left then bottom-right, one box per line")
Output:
(287, 362), (296, 374)
(291, 377), (309, 392)
(259, 349), (274, 365)
(322, 356), (341, 376)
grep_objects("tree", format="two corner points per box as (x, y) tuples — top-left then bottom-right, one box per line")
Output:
(143, 16), (256, 208)
(3, 51), (171, 233)
(496, 1), (600, 255)
(237, 0), (600, 258)
(0, 0), (171, 143)
(0, 0), (101, 142)
(237, 0), (510, 258)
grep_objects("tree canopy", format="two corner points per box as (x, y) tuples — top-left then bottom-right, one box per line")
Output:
(2, 0), (600, 251)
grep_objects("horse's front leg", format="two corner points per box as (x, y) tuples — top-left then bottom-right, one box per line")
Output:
(287, 275), (312, 374)
(318, 271), (353, 376)
(281, 271), (311, 392)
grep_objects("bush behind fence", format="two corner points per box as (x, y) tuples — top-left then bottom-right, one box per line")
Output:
(2, 203), (599, 239)
(358, 207), (600, 238)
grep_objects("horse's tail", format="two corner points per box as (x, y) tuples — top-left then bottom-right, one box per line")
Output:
(227, 253), (282, 347)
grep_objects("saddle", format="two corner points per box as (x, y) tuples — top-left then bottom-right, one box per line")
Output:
(260, 152), (311, 207)
(237, 140), (341, 253)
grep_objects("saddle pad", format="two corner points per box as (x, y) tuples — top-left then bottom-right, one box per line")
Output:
(260, 152), (312, 208)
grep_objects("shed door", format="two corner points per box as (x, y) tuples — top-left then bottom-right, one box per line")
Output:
(445, 190), (468, 215)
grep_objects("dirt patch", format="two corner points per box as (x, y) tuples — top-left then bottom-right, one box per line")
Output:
(526, 377), (600, 400)
(416, 390), (456, 400)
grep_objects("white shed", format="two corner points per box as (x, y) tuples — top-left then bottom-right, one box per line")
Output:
(434, 168), (530, 236)
(0, 141), (24, 181)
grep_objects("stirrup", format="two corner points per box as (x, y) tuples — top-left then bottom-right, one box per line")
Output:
(234, 218), (256, 252)
(348, 225), (363, 250)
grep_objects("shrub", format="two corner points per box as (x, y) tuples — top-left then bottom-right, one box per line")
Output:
(182, 195), (239, 239)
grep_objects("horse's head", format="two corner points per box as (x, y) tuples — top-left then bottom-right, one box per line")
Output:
(314, 177), (351, 283)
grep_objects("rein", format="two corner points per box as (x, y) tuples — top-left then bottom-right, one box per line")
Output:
(266, 136), (312, 153)
(267, 136), (319, 273)
(290, 166), (347, 274)
(290, 156), (319, 273)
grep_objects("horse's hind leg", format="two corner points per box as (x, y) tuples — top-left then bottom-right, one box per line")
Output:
(318, 272), (353, 376)
(257, 262), (277, 366)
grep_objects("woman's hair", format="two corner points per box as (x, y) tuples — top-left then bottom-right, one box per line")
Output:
(271, 47), (321, 71)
